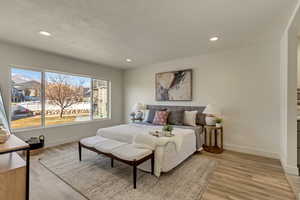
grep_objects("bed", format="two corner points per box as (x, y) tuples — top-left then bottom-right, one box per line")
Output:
(96, 105), (206, 177)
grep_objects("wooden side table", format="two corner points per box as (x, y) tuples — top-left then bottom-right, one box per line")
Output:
(203, 125), (223, 154)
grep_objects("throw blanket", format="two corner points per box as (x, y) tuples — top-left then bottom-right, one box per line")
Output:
(133, 129), (185, 152)
(133, 122), (203, 150)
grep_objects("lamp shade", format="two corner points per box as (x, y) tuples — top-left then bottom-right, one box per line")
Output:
(203, 104), (221, 116)
(132, 103), (145, 112)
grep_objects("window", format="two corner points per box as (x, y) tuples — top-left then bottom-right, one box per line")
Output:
(11, 68), (42, 129)
(93, 79), (109, 119)
(45, 72), (92, 126)
(10, 67), (110, 130)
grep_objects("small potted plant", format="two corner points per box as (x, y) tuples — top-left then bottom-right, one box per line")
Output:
(162, 125), (174, 137)
(215, 118), (223, 128)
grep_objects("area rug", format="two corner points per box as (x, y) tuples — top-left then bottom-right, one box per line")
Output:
(39, 146), (217, 200)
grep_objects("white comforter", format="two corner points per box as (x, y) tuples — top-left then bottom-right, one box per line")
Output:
(96, 123), (195, 177)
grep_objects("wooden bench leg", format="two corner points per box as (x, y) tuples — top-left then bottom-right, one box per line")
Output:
(78, 142), (82, 161)
(151, 153), (154, 175)
(133, 161), (137, 189)
(111, 158), (114, 168)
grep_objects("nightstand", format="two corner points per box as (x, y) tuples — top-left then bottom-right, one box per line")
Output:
(203, 125), (223, 154)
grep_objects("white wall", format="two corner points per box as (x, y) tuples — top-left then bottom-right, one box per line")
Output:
(297, 41), (300, 88)
(280, 28), (298, 175)
(280, 31), (289, 171)
(279, 1), (300, 175)
(124, 41), (281, 158)
(0, 41), (124, 147)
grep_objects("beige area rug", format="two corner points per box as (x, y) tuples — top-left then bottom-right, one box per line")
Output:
(39, 146), (217, 200)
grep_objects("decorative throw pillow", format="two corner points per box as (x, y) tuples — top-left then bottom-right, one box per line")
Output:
(147, 109), (157, 123)
(168, 110), (184, 125)
(147, 108), (166, 123)
(143, 110), (150, 122)
(152, 111), (169, 125)
(184, 110), (198, 126)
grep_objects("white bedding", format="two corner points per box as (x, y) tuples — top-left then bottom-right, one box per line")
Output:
(96, 123), (197, 177)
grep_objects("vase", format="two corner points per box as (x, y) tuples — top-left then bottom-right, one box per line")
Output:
(216, 123), (222, 128)
(205, 116), (216, 125)
(0, 127), (10, 144)
(163, 131), (173, 137)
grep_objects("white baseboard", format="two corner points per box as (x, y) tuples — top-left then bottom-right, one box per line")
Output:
(45, 135), (93, 148)
(280, 156), (299, 175)
(225, 144), (298, 176)
(283, 165), (299, 175)
(224, 143), (279, 159)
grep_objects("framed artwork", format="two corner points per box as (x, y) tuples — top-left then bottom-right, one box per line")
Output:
(155, 69), (192, 101)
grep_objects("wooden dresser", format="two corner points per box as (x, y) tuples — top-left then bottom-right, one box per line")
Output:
(0, 153), (26, 200)
(0, 135), (30, 200)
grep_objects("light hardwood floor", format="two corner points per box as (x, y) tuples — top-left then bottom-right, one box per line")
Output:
(287, 174), (300, 199)
(28, 143), (296, 200)
(201, 151), (296, 200)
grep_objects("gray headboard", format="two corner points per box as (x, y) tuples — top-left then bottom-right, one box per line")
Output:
(146, 105), (206, 125)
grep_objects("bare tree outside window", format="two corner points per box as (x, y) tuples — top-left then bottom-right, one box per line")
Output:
(45, 72), (91, 126)
(45, 75), (84, 118)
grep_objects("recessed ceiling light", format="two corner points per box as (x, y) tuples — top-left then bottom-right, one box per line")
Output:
(126, 58), (132, 63)
(39, 31), (51, 36)
(210, 37), (219, 42)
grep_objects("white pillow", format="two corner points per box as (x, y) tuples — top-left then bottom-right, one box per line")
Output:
(143, 110), (150, 122)
(184, 111), (198, 126)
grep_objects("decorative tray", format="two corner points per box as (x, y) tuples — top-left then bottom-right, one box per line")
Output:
(149, 131), (174, 137)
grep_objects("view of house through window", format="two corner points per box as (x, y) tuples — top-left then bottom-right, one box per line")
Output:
(11, 68), (42, 129)
(10, 67), (110, 129)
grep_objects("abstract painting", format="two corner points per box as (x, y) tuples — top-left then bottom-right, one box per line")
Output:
(155, 69), (192, 101)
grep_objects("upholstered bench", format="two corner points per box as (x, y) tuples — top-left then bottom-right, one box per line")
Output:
(79, 136), (108, 148)
(79, 136), (154, 189)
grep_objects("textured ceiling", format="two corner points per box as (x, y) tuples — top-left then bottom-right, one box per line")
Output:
(0, 0), (296, 68)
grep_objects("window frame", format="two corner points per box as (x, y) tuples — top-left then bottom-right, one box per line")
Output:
(10, 67), (43, 129)
(92, 79), (111, 120)
(9, 65), (111, 131)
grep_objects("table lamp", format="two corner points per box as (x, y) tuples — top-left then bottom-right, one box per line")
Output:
(203, 104), (221, 125)
(132, 103), (146, 120)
